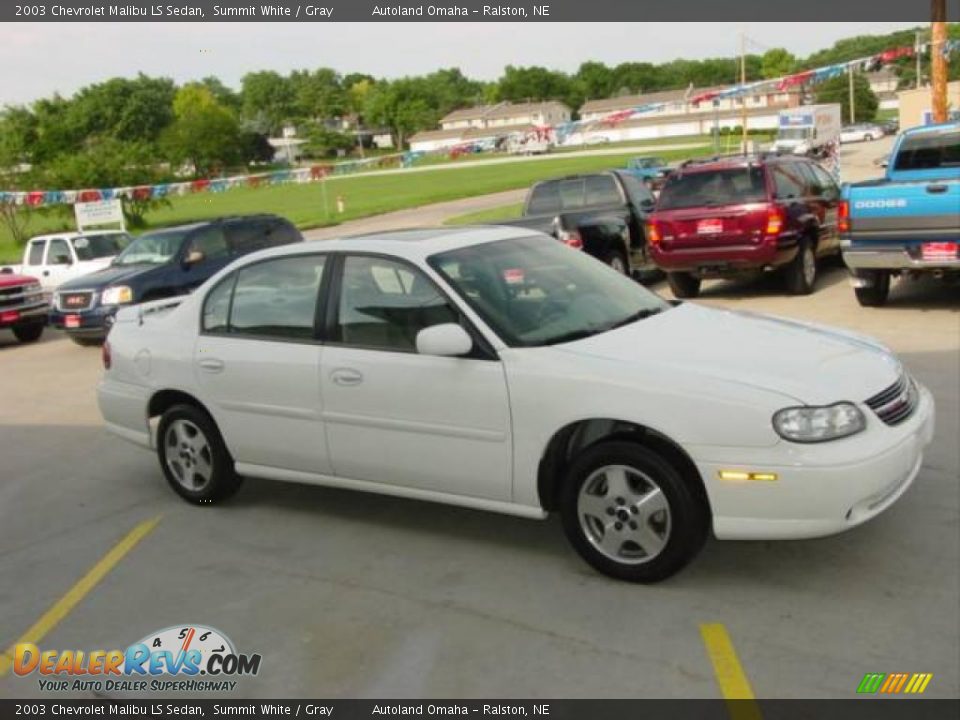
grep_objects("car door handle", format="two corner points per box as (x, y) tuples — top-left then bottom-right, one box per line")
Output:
(197, 358), (225, 373)
(330, 368), (363, 386)
(42, 270), (50, 276)
(926, 184), (949, 194)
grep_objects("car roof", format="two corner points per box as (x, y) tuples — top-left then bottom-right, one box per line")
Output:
(28, 229), (128, 242)
(243, 225), (533, 265)
(672, 153), (808, 174)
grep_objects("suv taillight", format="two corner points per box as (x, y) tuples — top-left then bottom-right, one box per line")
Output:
(765, 207), (785, 236)
(838, 200), (850, 233)
(646, 221), (663, 245)
(559, 228), (583, 250)
(102, 341), (111, 370)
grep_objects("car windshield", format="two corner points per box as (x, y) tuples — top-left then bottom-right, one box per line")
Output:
(429, 235), (670, 348)
(894, 129), (960, 171)
(112, 230), (188, 266)
(73, 233), (130, 261)
(634, 158), (662, 168)
(778, 128), (811, 140)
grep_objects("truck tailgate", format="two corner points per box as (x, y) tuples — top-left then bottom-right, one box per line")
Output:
(848, 178), (960, 244)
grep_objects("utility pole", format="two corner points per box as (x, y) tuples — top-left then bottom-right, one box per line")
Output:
(740, 30), (748, 153)
(848, 65), (856, 123)
(916, 30), (924, 88)
(931, 0), (948, 123)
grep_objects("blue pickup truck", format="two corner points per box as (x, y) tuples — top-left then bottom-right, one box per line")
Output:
(841, 122), (960, 306)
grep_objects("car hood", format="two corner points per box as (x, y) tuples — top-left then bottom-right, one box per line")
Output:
(0, 273), (38, 288)
(554, 303), (901, 405)
(57, 263), (159, 291)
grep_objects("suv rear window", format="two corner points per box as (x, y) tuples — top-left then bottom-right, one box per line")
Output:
(526, 175), (621, 214)
(894, 130), (960, 171)
(657, 166), (767, 210)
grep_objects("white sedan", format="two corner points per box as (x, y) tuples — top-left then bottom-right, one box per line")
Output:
(98, 227), (935, 582)
(840, 123), (884, 143)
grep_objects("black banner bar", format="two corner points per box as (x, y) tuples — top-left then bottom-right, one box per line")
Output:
(2, 700), (960, 720)
(3, 0), (956, 23)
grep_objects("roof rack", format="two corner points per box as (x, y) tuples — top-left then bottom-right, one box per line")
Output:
(677, 150), (793, 170)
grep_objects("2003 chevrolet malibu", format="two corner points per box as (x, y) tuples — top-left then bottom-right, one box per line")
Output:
(98, 227), (935, 582)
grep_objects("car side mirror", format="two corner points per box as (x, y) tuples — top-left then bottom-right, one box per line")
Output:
(416, 323), (473, 357)
(640, 198), (656, 211)
(184, 250), (205, 266)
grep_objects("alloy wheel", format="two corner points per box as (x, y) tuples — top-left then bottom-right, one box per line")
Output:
(164, 419), (214, 491)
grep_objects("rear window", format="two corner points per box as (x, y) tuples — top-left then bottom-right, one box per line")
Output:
(526, 175), (621, 214)
(894, 130), (960, 171)
(657, 166), (767, 210)
(73, 233), (130, 261)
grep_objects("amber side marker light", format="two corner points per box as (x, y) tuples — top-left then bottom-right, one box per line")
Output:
(718, 470), (778, 482)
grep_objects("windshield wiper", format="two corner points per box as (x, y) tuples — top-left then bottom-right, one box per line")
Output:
(606, 307), (664, 331)
(542, 308), (664, 346)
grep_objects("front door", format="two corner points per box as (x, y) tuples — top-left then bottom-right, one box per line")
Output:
(320, 254), (512, 501)
(193, 254), (332, 474)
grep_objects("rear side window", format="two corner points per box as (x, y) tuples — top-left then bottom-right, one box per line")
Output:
(657, 167), (766, 210)
(27, 240), (45, 266)
(894, 130), (960, 171)
(226, 221), (271, 256)
(584, 175), (622, 205)
(203, 255), (326, 340)
(771, 164), (808, 199)
(527, 179), (588, 214)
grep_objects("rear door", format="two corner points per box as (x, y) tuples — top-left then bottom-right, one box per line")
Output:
(654, 166), (770, 250)
(193, 254), (332, 474)
(803, 162), (842, 253)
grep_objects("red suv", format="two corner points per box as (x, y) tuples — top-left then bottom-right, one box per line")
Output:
(647, 154), (842, 298)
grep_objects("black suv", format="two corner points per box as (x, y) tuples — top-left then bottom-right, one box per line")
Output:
(50, 214), (303, 344)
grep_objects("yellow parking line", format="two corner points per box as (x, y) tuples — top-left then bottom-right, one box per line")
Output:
(700, 623), (762, 720)
(0, 515), (162, 677)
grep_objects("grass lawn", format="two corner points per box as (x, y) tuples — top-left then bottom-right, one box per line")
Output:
(0, 143), (711, 263)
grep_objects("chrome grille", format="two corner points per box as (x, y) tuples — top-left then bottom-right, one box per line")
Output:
(56, 291), (95, 312)
(865, 374), (918, 426)
(0, 282), (44, 311)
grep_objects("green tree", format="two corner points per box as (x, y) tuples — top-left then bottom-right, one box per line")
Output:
(290, 68), (347, 121)
(576, 61), (616, 100)
(761, 48), (797, 79)
(495, 65), (576, 107)
(363, 79), (434, 148)
(815, 73), (879, 123)
(164, 85), (242, 175)
(240, 71), (296, 134)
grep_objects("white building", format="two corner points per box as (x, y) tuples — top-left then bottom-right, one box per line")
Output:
(410, 101), (571, 152)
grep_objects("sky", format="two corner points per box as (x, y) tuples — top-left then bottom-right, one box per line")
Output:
(0, 21), (922, 106)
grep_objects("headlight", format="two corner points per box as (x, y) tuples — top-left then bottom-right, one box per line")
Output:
(101, 286), (133, 305)
(772, 402), (866, 443)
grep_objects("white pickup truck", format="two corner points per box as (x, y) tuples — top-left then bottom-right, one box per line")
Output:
(1, 231), (131, 296)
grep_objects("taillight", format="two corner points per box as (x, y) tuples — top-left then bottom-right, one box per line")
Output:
(646, 221), (663, 245)
(765, 207), (785, 236)
(102, 341), (111, 370)
(838, 200), (850, 234)
(559, 228), (583, 250)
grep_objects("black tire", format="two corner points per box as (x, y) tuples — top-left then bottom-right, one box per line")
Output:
(560, 441), (709, 583)
(604, 249), (629, 275)
(666, 272), (701, 299)
(12, 322), (44, 343)
(854, 270), (891, 307)
(157, 403), (242, 504)
(784, 237), (817, 295)
(70, 335), (104, 347)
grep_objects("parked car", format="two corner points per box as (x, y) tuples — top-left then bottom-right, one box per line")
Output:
(882, 119), (900, 135)
(1, 230), (131, 296)
(50, 214), (303, 345)
(647, 153), (842, 298)
(840, 123), (885, 143)
(98, 227), (934, 583)
(623, 156), (672, 190)
(0, 273), (48, 343)
(495, 170), (658, 277)
(842, 122), (960, 306)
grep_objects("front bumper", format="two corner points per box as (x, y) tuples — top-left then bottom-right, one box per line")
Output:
(692, 384), (936, 540)
(842, 240), (960, 271)
(48, 304), (118, 338)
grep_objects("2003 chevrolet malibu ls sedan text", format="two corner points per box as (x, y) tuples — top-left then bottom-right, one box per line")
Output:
(98, 227), (935, 582)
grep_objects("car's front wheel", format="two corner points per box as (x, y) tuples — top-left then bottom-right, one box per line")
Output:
(12, 321), (44, 343)
(605, 250), (628, 275)
(157, 404), (241, 504)
(560, 442), (709, 583)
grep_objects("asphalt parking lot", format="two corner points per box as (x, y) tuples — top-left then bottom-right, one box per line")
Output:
(1, 139), (957, 700)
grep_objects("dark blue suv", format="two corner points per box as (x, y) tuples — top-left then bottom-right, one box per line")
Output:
(50, 214), (303, 344)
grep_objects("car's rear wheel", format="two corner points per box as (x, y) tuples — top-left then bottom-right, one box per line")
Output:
(560, 441), (708, 583)
(854, 270), (891, 307)
(785, 238), (817, 295)
(157, 404), (241, 504)
(666, 272), (701, 299)
(12, 322), (44, 343)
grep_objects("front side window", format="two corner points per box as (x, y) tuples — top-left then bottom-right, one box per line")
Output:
(47, 239), (71, 264)
(185, 226), (229, 263)
(201, 255), (326, 340)
(335, 256), (458, 352)
(430, 236), (669, 348)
